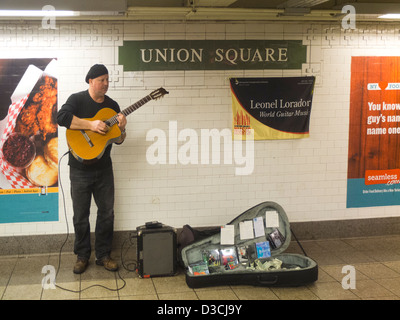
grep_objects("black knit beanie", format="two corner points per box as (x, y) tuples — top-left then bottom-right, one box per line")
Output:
(85, 64), (108, 83)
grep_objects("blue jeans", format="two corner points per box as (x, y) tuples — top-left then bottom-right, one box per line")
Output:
(70, 165), (115, 260)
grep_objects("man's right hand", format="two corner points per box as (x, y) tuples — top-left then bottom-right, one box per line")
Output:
(90, 120), (109, 135)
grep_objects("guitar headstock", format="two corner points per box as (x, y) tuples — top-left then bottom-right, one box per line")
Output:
(150, 87), (169, 100)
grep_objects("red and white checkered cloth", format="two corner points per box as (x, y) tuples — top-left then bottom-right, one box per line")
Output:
(0, 94), (36, 189)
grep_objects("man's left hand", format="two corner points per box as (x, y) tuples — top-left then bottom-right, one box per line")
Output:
(116, 113), (127, 131)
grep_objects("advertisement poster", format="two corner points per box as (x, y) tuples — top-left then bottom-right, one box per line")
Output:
(0, 58), (58, 223)
(230, 77), (315, 140)
(347, 56), (400, 208)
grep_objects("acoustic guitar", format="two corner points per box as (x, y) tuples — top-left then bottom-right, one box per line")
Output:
(66, 87), (168, 163)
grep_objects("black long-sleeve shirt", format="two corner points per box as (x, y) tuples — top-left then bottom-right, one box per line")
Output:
(57, 90), (121, 170)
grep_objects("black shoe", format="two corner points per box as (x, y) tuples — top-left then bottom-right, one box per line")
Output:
(95, 256), (118, 271)
(73, 258), (89, 274)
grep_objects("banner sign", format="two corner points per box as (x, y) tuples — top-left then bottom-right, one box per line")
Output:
(230, 77), (315, 140)
(0, 58), (58, 223)
(347, 56), (400, 208)
(119, 40), (307, 71)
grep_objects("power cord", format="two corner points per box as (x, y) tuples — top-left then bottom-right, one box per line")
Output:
(120, 231), (138, 272)
(55, 150), (136, 294)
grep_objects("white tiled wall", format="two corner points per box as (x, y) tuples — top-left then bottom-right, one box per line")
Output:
(1, 20), (400, 236)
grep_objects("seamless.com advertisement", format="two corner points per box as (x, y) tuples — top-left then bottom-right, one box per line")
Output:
(347, 56), (400, 208)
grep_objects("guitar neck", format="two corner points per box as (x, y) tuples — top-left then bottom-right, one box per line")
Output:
(106, 95), (152, 126)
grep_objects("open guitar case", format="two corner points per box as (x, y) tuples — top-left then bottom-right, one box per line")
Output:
(180, 201), (318, 288)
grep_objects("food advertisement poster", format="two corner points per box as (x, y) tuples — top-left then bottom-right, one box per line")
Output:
(347, 56), (400, 208)
(230, 77), (315, 140)
(0, 58), (58, 223)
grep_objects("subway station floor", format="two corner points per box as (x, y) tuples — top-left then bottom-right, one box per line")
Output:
(1, 235), (400, 300)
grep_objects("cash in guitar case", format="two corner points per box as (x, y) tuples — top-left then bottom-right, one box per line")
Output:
(181, 201), (318, 288)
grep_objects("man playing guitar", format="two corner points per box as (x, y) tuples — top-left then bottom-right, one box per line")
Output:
(57, 64), (127, 274)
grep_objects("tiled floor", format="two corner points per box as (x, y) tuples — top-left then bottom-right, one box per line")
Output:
(2, 235), (400, 300)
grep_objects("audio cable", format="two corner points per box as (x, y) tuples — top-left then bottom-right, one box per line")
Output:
(54, 150), (133, 294)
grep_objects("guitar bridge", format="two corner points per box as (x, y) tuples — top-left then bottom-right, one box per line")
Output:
(80, 130), (94, 147)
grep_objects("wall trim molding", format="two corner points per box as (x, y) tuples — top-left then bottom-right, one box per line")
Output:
(1, 217), (399, 256)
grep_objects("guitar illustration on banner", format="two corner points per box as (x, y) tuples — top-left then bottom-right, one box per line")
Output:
(66, 87), (168, 163)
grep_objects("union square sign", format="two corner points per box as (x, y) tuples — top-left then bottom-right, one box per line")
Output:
(118, 40), (307, 71)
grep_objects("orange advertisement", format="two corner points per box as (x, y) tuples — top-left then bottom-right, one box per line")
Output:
(347, 56), (400, 207)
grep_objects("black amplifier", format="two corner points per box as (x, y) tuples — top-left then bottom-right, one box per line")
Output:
(136, 222), (177, 278)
